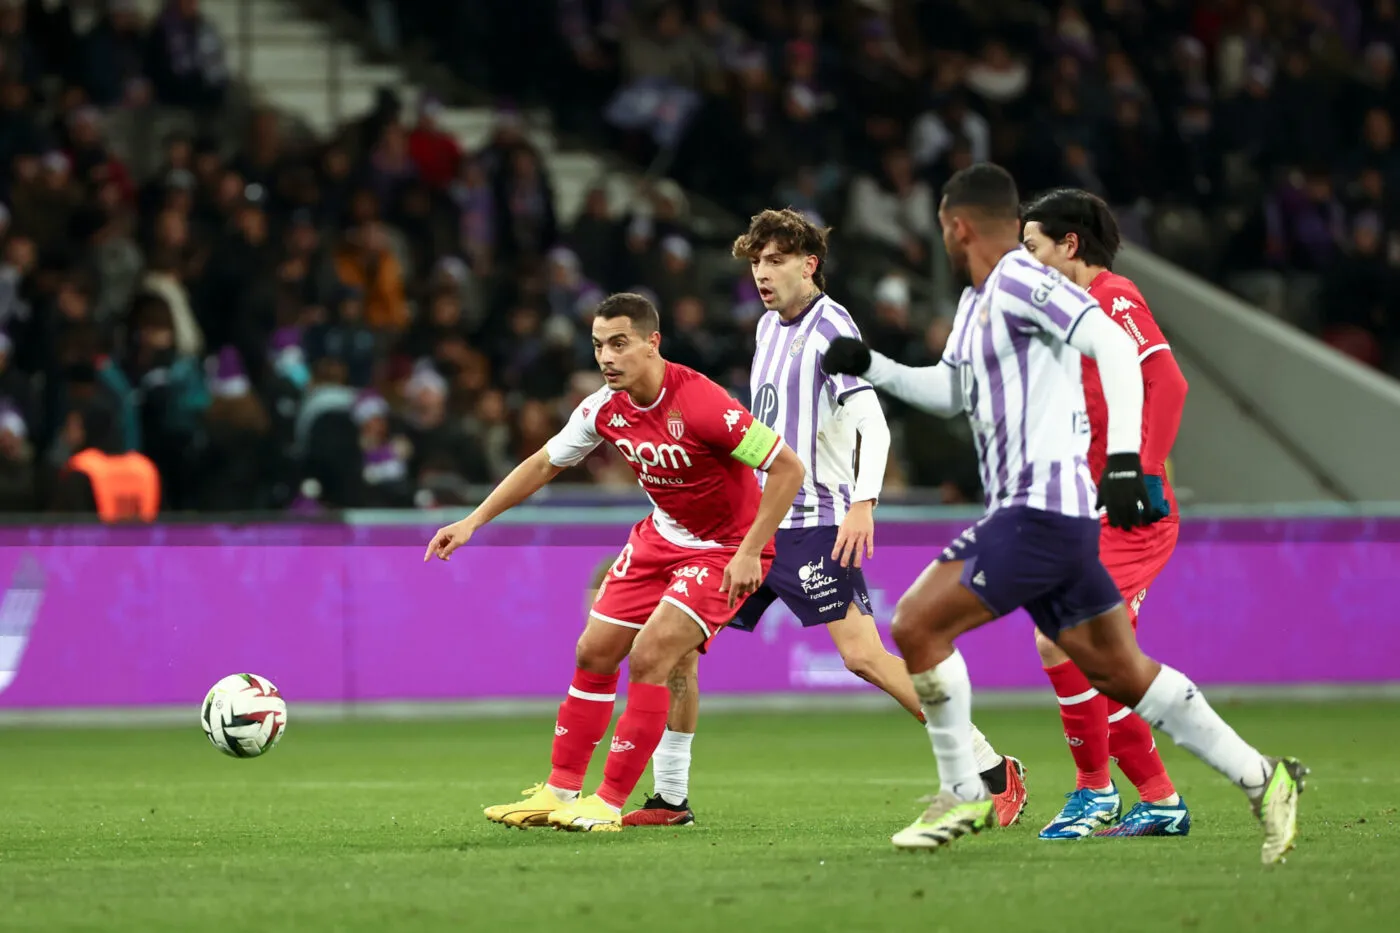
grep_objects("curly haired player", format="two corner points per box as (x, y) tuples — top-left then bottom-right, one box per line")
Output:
(623, 209), (1027, 830)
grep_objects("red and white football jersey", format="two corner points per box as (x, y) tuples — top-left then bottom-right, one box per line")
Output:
(1083, 269), (1172, 477)
(546, 363), (785, 549)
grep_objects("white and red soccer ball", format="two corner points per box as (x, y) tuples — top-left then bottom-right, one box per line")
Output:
(200, 673), (287, 758)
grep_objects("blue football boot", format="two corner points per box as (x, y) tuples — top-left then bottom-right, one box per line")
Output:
(1039, 785), (1122, 839)
(1094, 798), (1191, 837)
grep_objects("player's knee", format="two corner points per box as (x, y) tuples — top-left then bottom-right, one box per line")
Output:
(574, 636), (621, 674)
(1081, 656), (1155, 708)
(627, 640), (673, 684)
(890, 594), (943, 653)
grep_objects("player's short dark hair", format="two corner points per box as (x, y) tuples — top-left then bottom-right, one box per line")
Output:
(731, 208), (831, 290)
(941, 163), (1021, 222)
(594, 292), (660, 336)
(1020, 188), (1122, 269)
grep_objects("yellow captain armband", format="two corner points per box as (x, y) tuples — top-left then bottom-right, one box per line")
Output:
(731, 421), (780, 468)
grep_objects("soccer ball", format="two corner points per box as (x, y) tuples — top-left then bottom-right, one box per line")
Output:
(200, 673), (287, 758)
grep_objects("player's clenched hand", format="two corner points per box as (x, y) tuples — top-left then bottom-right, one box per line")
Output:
(833, 500), (875, 568)
(423, 519), (474, 562)
(721, 550), (764, 609)
(821, 337), (872, 377)
(1096, 453), (1151, 531)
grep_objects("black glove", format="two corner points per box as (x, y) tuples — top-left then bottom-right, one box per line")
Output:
(1096, 452), (1152, 531)
(822, 337), (872, 377)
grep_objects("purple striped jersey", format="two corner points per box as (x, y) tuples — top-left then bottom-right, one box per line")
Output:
(750, 294), (872, 529)
(943, 248), (1100, 518)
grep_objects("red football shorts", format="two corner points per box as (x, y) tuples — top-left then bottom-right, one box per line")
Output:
(1099, 518), (1179, 627)
(591, 517), (773, 651)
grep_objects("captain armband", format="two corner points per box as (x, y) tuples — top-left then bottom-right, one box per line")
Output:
(731, 421), (781, 468)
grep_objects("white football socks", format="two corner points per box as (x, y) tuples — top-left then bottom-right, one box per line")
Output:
(1134, 665), (1270, 798)
(545, 784), (580, 802)
(652, 728), (693, 806)
(911, 650), (985, 802)
(969, 724), (1003, 774)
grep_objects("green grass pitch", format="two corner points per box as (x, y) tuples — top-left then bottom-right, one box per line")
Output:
(1, 702), (1396, 932)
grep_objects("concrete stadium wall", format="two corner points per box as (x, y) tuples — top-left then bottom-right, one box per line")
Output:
(1118, 245), (1400, 503)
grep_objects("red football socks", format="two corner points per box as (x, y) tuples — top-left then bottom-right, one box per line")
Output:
(547, 668), (620, 792)
(597, 682), (671, 809)
(1107, 700), (1177, 802)
(1044, 660), (1112, 790)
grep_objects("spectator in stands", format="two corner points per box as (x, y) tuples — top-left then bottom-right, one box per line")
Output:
(846, 146), (934, 272)
(146, 0), (229, 112)
(407, 95), (461, 191)
(13, 152), (81, 257)
(397, 361), (490, 487)
(449, 153), (496, 276)
(0, 0), (40, 88)
(79, 0), (149, 109)
(302, 285), (373, 389)
(651, 235), (699, 316)
(233, 109), (288, 193)
(196, 346), (273, 510)
(353, 390), (414, 507)
(866, 274), (915, 363)
(332, 216), (408, 333)
(494, 146), (557, 267)
(0, 398), (34, 511)
(1321, 209), (1395, 356)
(567, 185), (617, 288)
(664, 295), (726, 376)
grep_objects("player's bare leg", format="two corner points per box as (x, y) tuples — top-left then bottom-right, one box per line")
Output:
(827, 602), (1029, 826)
(552, 603), (708, 832)
(625, 650), (700, 826)
(1055, 607), (1307, 864)
(887, 560), (1002, 849)
(485, 613), (637, 828)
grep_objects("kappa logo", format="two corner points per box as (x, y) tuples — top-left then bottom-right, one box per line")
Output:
(1111, 296), (1136, 314)
(555, 724), (568, 736)
(608, 413), (631, 428)
(670, 579), (690, 596)
(610, 737), (636, 753)
(723, 409), (742, 432)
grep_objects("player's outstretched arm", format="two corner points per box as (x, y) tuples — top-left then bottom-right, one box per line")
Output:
(822, 336), (961, 417)
(424, 448), (564, 561)
(1067, 309), (1150, 530)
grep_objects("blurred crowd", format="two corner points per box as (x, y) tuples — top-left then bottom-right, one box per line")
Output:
(8, 0), (1400, 517)
(0, 0), (784, 514)
(415, 0), (1400, 374)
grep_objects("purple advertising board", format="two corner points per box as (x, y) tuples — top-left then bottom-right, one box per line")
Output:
(0, 518), (1397, 709)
